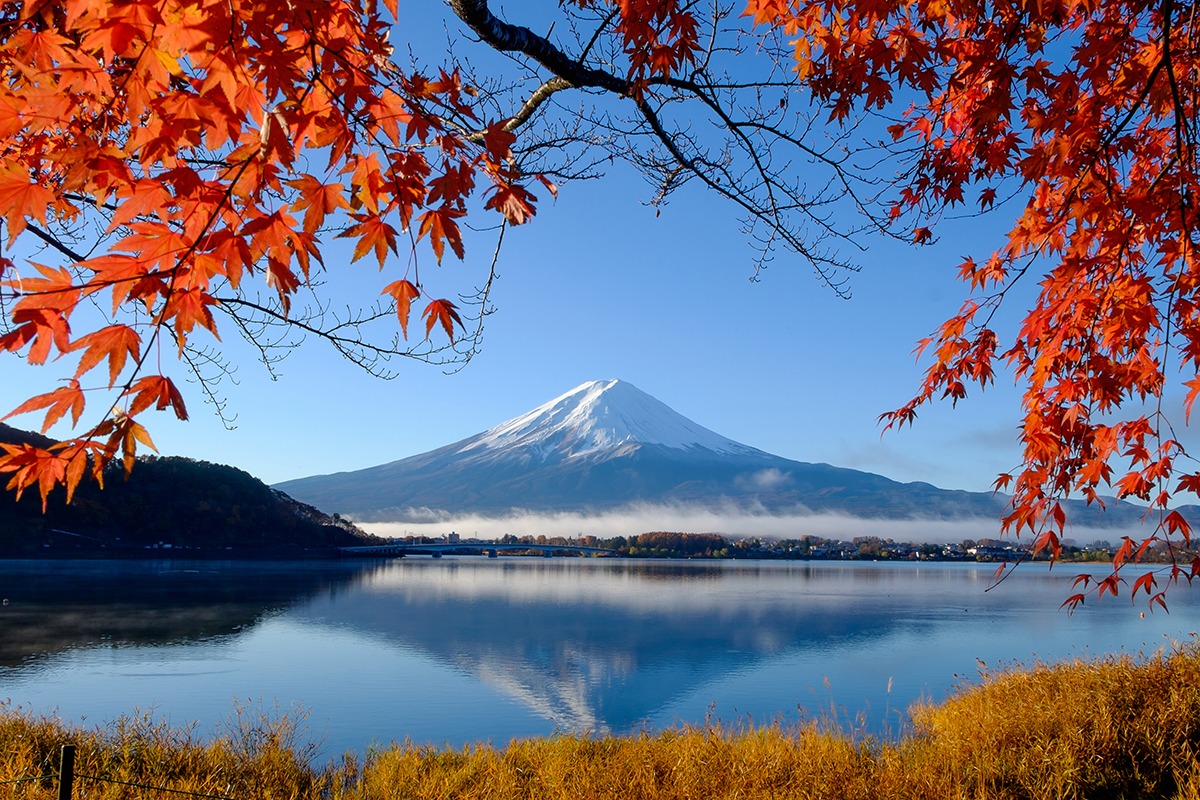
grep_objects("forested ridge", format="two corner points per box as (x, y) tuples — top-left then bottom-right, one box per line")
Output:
(0, 424), (378, 555)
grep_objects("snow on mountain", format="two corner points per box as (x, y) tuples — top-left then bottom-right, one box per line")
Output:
(275, 379), (1174, 527)
(274, 379), (1020, 522)
(462, 379), (764, 461)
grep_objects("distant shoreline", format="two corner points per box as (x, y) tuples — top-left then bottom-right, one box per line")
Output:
(0, 547), (1131, 564)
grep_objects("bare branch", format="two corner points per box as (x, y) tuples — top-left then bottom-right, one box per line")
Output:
(445, 0), (886, 293)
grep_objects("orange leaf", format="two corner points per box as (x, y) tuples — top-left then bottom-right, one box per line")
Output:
(0, 165), (55, 243)
(536, 174), (559, 198)
(1164, 510), (1192, 543)
(11, 262), (80, 313)
(69, 324), (141, 386)
(124, 375), (188, 420)
(108, 414), (157, 475)
(3, 381), (86, 432)
(288, 175), (352, 234)
(63, 444), (89, 504)
(0, 308), (73, 365)
(340, 214), (398, 268)
(108, 180), (173, 231)
(162, 289), (218, 339)
(1098, 575), (1121, 599)
(422, 298), (463, 341)
(485, 182), (537, 225)
(1059, 593), (1085, 613)
(480, 121), (517, 163)
(382, 279), (421, 338)
(417, 206), (465, 262)
(0, 443), (66, 511)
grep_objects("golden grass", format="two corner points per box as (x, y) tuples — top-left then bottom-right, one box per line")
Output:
(5, 643), (1200, 800)
(900, 641), (1200, 800)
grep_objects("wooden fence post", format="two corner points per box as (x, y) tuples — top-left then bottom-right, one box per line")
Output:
(57, 745), (74, 800)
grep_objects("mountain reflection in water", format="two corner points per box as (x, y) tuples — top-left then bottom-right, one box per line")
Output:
(292, 560), (925, 734)
(1, 558), (1198, 754)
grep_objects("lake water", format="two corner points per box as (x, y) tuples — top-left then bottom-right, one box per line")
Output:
(1, 557), (1198, 758)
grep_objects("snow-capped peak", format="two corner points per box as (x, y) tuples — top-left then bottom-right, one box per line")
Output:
(461, 379), (760, 459)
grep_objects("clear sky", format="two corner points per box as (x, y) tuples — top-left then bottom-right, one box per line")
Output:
(0, 3), (1140, 504)
(1, 168), (1033, 496)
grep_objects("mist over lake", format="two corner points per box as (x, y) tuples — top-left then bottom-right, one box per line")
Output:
(1, 558), (1197, 757)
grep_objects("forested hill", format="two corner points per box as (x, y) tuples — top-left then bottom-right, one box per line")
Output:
(0, 424), (381, 556)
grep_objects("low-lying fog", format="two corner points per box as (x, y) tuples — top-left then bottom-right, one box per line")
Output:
(358, 502), (1126, 544)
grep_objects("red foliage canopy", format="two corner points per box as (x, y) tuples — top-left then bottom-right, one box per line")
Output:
(775, 0), (1200, 606)
(0, 0), (538, 506)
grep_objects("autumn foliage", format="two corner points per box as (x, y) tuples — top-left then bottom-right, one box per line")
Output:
(777, 0), (1200, 605)
(0, 0), (540, 507)
(3, 0), (1200, 603)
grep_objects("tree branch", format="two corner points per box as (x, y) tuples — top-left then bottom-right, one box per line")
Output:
(448, 0), (629, 94)
(25, 223), (86, 264)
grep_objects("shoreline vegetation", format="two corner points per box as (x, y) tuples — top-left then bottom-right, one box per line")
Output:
(1, 529), (1137, 563)
(399, 531), (1134, 563)
(4, 644), (1200, 799)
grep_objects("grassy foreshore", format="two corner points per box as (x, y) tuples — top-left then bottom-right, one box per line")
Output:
(5, 643), (1200, 800)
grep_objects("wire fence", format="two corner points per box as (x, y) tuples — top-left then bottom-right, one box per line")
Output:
(74, 772), (239, 800)
(14, 746), (244, 800)
(0, 774), (56, 785)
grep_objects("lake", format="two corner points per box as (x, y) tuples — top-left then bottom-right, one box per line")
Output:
(1, 557), (1198, 758)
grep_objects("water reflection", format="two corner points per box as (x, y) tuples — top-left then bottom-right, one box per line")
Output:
(294, 560), (1200, 737)
(0, 560), (378, 667)
(1, 558), (1197, 753)
(293, 561), (920, 733)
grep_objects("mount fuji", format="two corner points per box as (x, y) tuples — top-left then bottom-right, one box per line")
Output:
(276, 379), (1017, 523)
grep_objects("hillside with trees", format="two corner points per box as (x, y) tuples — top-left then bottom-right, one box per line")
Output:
(0, 424), (379, 556)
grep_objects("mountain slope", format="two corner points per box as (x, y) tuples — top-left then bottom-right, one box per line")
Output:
(0, 424), (379, 554)
(465, 378), (767, 460)
(277, 379), (1018, 522)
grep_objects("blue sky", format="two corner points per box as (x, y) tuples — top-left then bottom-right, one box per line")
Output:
(0, 3), (1062, 500)
(2, 163), (1031, 495)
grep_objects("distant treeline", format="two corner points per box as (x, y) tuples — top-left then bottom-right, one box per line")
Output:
(464, 531), (1140, 562)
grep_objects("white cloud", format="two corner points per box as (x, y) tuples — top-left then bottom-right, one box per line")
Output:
(734, 468), (792, 490)
(358, 501), (1018, 542)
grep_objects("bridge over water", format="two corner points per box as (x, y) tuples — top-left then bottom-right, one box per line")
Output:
(338, 541), (614, 558)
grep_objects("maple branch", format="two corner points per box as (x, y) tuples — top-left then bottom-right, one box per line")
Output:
(448, 0), (628, 95)
(24, 223), (86, 264)
(632, 95), (855, 294)
(444, 220), (504, 373)
(213, 295), (472, 377)
(447, 0), (869, 290)
(1161, 0), (1198, 177)
(505, 76), (575, 130)
(728, 119), (883, 231)
(176, 340), (239, 431)
(452, 1), (734, 106)
(462, 77), (575, 143)
(679, 75), (883, 251)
